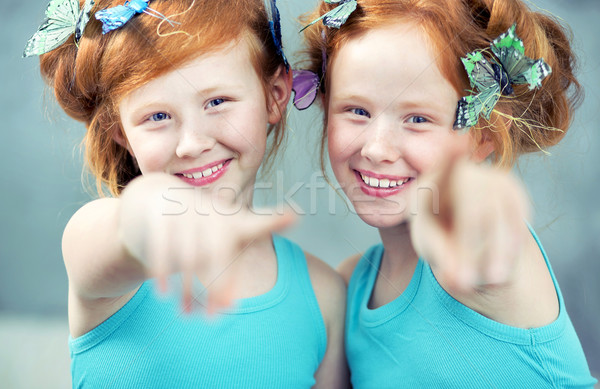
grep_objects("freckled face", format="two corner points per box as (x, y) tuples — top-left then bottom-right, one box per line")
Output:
(118, 38), (278, 201)
(327, 22), (471, 228)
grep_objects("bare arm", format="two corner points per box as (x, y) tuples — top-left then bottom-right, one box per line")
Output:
(306, 252), (350, 389)
(62, 198), (145, 301)
(62, 173), (184, 302)
(62, 174), (182, 336)
(63, 195), (148, 337)
(337, 253), (362, 286)
(410, 159), (558, 328)
(64, 173), (294, 336)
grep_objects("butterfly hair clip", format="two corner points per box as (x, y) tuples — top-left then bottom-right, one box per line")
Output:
(263, 0), (289, 70)
(454, 24), (552, 130)
(292, 33), (327, 110)
(95, 0), (178, 34)
(300, 0), (357, 32)
(23, 0), (95, 57)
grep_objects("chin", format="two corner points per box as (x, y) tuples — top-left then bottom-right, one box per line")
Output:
(354, 206), (409, 229)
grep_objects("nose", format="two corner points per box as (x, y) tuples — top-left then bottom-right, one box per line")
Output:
(360, 118), (401, 163)
(175, 122), (217, 159)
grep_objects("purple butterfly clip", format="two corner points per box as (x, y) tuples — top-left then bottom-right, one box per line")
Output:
(292, 37), (327, 110)
(292, 70), (320, 110)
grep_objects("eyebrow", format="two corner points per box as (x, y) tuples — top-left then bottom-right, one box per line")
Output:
(193, 85), (242, 98)
(128, 84), (244, 113)
(330, 93), (371, 105)
(126, 102), (171, 124)
(397, 98), (447, 111)
(332, 91), (449, 114)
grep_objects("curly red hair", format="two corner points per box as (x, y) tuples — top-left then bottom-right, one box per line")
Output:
(300, 0), (581, 168)
(40, 0), (288, 196)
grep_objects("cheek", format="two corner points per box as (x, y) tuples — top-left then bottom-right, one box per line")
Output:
(408, 132), (471, 174)
(403, 142), (437, 174)
(327, 127), (345, 174)
(227, 105), (268, 166)
(127, 134), (175, 173)
(327, 119), (354, 166)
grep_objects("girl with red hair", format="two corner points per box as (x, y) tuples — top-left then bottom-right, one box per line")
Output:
(297, 0), (595, 387)
(27, 0), (348, 386)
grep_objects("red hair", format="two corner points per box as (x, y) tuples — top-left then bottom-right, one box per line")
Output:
(300, 0), (581, 168)
(40, 0), (288, 196)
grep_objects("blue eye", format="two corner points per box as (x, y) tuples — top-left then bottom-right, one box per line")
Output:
(207, 98), (225, 108)
(408, 116), (427, 124)
(149, 112), (170, 122)
(350, 108), (370, 118)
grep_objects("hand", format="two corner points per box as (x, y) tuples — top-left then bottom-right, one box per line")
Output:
(410, 158), (530, 292)
(119, 173), (295, 313)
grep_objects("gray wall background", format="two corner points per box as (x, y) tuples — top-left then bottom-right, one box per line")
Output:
(1, 0), (598, 382)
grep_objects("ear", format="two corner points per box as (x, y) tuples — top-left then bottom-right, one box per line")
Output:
(470, 112), (511, 162)
(267, 65), (293, 125)
(470, 128), (495, 162)
(112, 127), (135, 157)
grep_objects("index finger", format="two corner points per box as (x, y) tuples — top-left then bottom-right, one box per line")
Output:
(239, 208), (297, 242)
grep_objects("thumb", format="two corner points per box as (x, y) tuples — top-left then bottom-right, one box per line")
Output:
(424, 146), (470, 233)
(240, 208), (297, 240)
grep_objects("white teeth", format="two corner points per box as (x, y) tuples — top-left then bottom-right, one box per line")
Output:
(181, 162), (225, 179)
(360, 173), (410, 189)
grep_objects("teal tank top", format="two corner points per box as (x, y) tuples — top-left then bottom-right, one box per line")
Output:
(345, 228), (597, 388)
(69, 235), (326, 388)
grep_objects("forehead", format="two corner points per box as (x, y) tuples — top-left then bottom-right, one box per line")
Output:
(329, 22), (458, 105)
(177, 37), (255, 79)
(121, 37), (260, 104)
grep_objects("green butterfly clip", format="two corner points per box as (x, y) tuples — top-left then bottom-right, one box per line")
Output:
(300, 0), (357, 32)
(454, 24), (552, 129)
(23, 0), (95, 58)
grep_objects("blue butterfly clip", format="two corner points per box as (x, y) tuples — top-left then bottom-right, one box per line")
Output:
(264, 0), (289, 70)
(96, 0), (177, 34)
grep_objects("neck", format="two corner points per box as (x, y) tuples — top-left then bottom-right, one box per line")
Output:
(378, 222), (418, 275)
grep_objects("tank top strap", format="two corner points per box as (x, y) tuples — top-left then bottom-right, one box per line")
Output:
(347, 243), (384, 296)
(272, 234), (327, 361)
(525, 222), (565, 308)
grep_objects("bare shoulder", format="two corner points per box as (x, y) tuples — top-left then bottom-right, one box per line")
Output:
(336, 253), (363, 285)
(63, 198), (140, 334)
(63, 197), (120, 248)
(63, 197), (147, 337)
(304, 252), (347, 307)
(62, 197), (125, 287)
(62, 198), (121, 273)
(63, 196), (144, 287)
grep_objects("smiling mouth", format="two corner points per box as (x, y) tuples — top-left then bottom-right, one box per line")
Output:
(180, 162), (225, 179)
(175, 159), (231, 186)
(357, 171), (412, 189)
